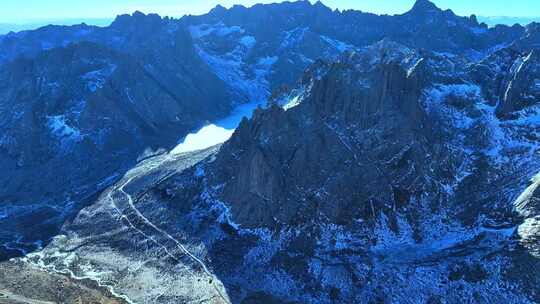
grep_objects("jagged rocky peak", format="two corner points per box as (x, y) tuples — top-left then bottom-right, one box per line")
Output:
(525, 22), (540, 35)
(403, 0), (484, 29)
(260, 43), (427, 129)
(208, 4), (228, 15)
(209, 45), (446, 229)
(514, 22), (540, 50)
(409, 0), (441, 15)
(279, 0), (329, 10)
(204, 0), (333, 22)
(312, 0), (333, 12)
(110, 10), (165, 31)
(312, 49), (427, 123)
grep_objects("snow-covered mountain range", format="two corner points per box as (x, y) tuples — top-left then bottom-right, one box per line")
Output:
(0, 0), (539, 303)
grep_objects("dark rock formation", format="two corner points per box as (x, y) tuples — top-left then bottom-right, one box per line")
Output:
(496, 49), (540, 117)
(212, 47), (441, 229)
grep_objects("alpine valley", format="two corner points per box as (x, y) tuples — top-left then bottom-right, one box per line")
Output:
(0, 1), (539, 303)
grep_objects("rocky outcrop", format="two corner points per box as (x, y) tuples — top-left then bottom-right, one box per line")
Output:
(514, 173), (540, 257)
(512, 22), (540, 51)
(496, 49), (540, 117)
(211, 47), (442, 229)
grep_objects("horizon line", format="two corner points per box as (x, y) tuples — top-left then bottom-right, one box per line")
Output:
(1, 0), (539, 33)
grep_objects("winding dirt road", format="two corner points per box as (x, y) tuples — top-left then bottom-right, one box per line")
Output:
(108, 149), (231, 304)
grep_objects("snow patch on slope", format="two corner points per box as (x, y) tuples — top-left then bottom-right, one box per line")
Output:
(171, 100), (264, 154)
(283, 95), (301, 110)
(191, 24), (276, 103)
(424, 83), (481, 129)
(320, 35), (354, 52)
(189, 23), (244, 39)
(172, 125), (234, 154)
(81, 63), (117, 92)
(280, 27), (308, 49)
(240, 35), (256, 48)
(47, 115), (81, 140)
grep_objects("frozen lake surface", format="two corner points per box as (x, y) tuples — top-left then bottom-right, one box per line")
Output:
(171, 101), (264, 154)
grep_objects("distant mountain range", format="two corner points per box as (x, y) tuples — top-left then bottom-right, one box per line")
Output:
(1, 14), (539, 35)
(0, 19), (113, 34)
(479, 16), (540, 27)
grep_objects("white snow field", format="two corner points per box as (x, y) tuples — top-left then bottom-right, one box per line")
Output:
(171, 100), (264, 154)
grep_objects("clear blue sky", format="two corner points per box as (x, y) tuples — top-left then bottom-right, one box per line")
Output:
(2, 0), (539, 23)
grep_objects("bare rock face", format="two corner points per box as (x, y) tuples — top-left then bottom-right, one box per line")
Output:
(512, 22), (540, 51)
(213, 47), (441, 229)
(496, 49), (540, 117)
